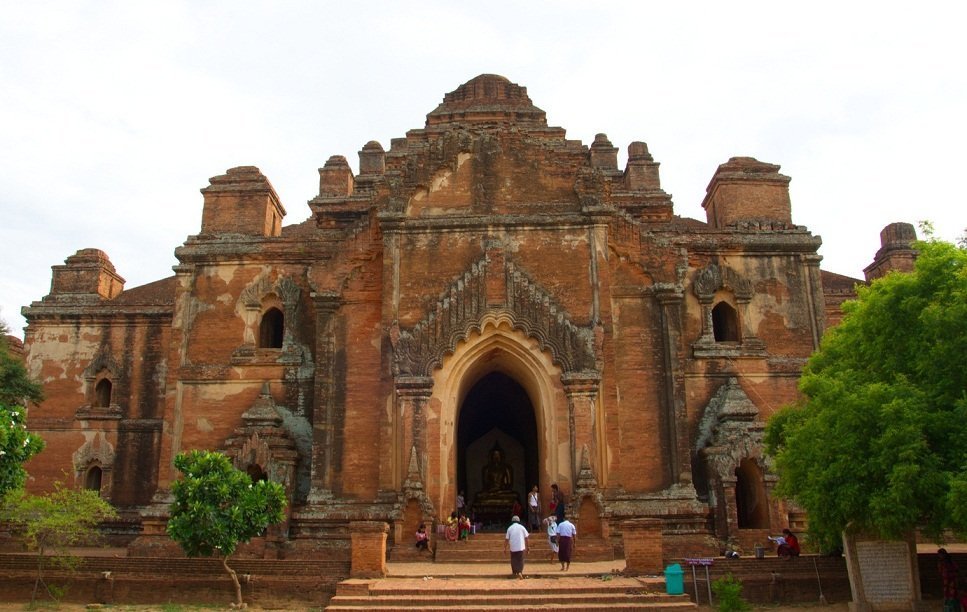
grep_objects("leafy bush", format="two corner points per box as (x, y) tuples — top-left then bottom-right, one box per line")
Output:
(712, 573), (751, 612)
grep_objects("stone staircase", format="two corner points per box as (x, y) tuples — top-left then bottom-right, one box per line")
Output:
(333, 532), (689, 611)
(325, 575), (696, 611)
(393, 531), (615, 563)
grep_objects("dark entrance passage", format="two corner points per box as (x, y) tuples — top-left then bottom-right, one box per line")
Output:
(457, 372), (538, 529)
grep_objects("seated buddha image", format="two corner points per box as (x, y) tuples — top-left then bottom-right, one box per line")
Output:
(476, 445), (517, 505)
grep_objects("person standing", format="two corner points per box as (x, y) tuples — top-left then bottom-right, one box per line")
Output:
(527, 485), (541, 532)
(555, 513), (577, 571)
(503, 515), (529, 579)
(544, 516), (559, 561)
(938, 548), (959, 612)
(551, 483), (566, 522)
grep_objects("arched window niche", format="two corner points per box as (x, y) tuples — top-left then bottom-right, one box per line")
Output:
(85, 465), (103, 493)
(94, 378), (113, 408)
(259, 307), (284, 349)
(712, 301), (740, 342)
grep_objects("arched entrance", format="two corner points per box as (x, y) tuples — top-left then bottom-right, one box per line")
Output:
(428, 317), (570, 528)
(458, 371), (538, 527)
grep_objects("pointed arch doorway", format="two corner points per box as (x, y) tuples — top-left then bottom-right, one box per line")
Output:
(458, 371), (538, 528)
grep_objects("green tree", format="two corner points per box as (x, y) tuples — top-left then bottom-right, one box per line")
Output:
(0, 322), (45, 497)
(167, 450), (287, 608)
(2, 483), (118, 604)
(766, 238), (967, 551)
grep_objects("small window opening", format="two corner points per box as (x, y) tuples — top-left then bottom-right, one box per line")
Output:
(247, 464), (268, 483)
(712, 302), (739, 342)
(85, 466), (103, 492)
(735, 458), (769, 529)
(94, 379), (113, 408)
(259, 308), (284, 348)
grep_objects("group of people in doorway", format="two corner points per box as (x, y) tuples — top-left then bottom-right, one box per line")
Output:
(415, 482), (575, 578)
(504, 483), (575, 579)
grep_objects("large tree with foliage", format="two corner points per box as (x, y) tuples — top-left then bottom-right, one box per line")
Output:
(2, 483), (118, 603)
(766, 237), (967, 551)
(0, 323), (45, 496)
(167, 450), (287, 608)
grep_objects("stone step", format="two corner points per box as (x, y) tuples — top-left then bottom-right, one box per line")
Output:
(327, 576), (696, 611)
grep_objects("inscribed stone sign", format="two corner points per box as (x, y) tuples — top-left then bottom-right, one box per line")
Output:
(855, 540), (913, 603)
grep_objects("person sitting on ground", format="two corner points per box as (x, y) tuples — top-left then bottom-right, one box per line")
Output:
(415, 523), (430, 552)
(769, 528), (800, 558)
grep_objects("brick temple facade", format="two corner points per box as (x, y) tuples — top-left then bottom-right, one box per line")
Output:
(19, 74), (915, 559)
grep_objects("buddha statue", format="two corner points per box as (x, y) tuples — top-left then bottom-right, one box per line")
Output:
(475, 445), (518, 506)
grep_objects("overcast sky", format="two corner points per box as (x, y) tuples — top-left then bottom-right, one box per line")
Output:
(1, 1), (964, 337)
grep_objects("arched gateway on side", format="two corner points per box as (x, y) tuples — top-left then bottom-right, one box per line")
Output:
(19, 74), (913, 562)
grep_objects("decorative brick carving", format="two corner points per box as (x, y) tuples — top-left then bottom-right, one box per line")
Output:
(691, 264), (764, 357)
(692, 263), (753, 302)
(234, 274), (304, 363)
(393, 256), (596, 377)
(696, 378), (763, 478)
(223, 383), (300, 493)
(77, 351), (124, 419)
(73, 433), (116, 498)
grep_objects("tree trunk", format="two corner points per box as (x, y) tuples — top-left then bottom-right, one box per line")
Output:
(31, 541), (46, 604)
(222, 555), (243, 607)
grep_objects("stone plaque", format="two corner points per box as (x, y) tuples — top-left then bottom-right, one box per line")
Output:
(855, 540), (913, 603)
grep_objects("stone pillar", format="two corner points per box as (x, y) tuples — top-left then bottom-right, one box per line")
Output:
(802, 253), (826, 347)
(697, 297), (715, 343)
(562, 372), (601, 489)
(655, 285), (692, 486)
(396, 376), (433, 490)
(763, 474), (782, 533)
(308, 292), (342, 502)
(721, 476), (738, 536)
(350, 521), (389, 578)
(622, 518), (664, 575)
(735, 294), (754, 342)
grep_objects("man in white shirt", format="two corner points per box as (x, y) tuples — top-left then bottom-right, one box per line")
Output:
(503, 515), (529, 579)
(555, 513), (577, 570)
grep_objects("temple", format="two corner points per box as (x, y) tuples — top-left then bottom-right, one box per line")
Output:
(19, 74), (914, 560)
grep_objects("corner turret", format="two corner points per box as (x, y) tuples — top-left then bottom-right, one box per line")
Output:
(200, 166), (285, 236)
(701, 157), (791, 228)
(863, 222), (917, 281)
